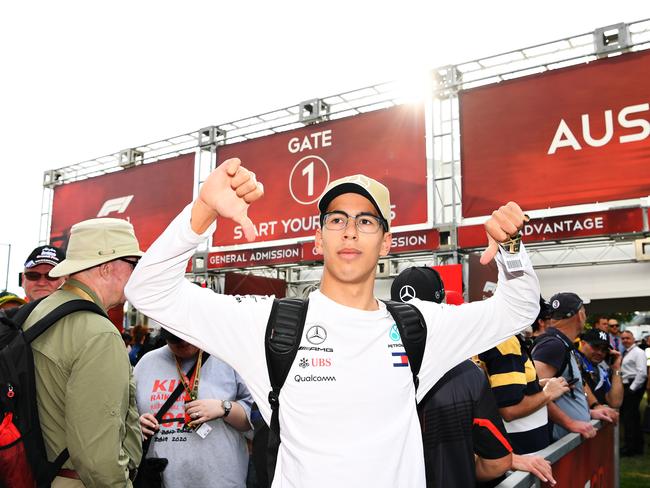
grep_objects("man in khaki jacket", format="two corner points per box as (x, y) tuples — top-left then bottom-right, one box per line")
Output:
(23, 218), (143, 487)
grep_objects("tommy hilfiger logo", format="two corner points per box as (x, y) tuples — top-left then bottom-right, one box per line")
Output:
(392, 352), (409, 367)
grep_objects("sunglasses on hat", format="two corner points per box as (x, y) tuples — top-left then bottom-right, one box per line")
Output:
(23, 271), (59, 282)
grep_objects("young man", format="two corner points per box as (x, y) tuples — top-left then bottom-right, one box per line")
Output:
(126, 159), (540, 487)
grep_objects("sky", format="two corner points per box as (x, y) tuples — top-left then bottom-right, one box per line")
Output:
(0, 1), (648, 294)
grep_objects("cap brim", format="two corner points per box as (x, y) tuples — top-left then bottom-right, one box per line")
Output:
(318, 183), (386, 223)
(49, 250), (144, 278)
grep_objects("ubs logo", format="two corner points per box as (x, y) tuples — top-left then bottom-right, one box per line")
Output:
(306, 325), (328, 345)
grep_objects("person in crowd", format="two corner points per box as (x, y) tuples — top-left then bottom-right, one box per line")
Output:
(135, 329), (253, 487)
(619, 329), (648, 456)
(21, 245), (66, 301)
(122, 330), (133, 353)
(479, 325), (568, 454)
(0, 290), (26, 309)
(532, 292), (616, 442)
(391, 266), (555, 487)
(608, 318), (625, 353)
(129, 324), (150, 365)
(531, 296), (552, 340)
(576, 329), (623, 408)
(126, 159), (540, 487)
(593, 316), (609, 334)
(22, 218), (143, 486)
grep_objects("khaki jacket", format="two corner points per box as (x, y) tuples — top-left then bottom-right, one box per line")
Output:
(23, 279), (142, 487)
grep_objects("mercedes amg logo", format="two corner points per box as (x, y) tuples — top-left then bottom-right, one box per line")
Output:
(306, 325), (328, 345)
(399, 285), (416, 302)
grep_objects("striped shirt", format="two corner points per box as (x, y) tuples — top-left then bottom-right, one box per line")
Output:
(479, 336), (550, 454)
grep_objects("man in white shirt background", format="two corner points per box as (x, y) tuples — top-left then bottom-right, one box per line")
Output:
(619, 330), (647, 456)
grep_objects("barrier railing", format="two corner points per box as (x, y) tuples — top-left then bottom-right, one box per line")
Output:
(496, 420), (619, 488)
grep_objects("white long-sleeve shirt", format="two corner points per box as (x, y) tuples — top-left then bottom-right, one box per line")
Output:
(125, 204), (540, 488)
(621, 344), (647, 391)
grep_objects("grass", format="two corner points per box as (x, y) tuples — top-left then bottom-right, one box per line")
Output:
(620, 396), (650, 488)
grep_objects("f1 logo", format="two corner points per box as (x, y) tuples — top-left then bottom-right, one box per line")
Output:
(97, 195), (134, 217)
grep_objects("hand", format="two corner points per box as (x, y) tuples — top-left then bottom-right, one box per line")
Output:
(197, 158), (264, 241)
(185, 399), (225, 427)
(608, 350), (622, 369)
(512, 454), (555, 486)
(568, 420), (597, 439)
(480, 202), (528, 264)
(139, 413), (159, 440)
(591, 406), (619, 425)
(542, 377), (570, 402)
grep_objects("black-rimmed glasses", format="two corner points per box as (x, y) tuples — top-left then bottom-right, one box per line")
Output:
(119, 257), (140, 269)
(321, 211), (387, 234)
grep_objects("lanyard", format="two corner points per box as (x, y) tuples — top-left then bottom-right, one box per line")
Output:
(175, 351), (203, 402)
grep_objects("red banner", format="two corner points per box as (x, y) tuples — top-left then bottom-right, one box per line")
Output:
(207, 229), (440, 270)
(540, 423), (614, 488)
(213, 104), (427, 246)
(460, 50), (650, 218)
(390, 229), (439, 254)
(458, 207), (645, 249)
(208, 243), (303, 269)
(50, 154), (195, 251)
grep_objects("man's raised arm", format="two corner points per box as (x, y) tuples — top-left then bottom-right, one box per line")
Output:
(124, 159), (265, 358)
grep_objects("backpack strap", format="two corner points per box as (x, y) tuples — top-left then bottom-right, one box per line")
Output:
(18, 299), (108, 481)
(23, 300), (108, 344)
(532, 330), (577, 398)
(264, 297), (309, 486)
(383, 300), (427, 391)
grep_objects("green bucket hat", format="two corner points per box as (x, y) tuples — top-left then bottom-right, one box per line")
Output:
(50, 218), (143, 277)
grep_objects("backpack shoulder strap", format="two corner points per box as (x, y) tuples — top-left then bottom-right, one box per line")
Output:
(264, 297), (309, 486)
(2, 298), (43, 329)
(383, 300), (427, 391)
(23, 299), (108, 344)
(532, 331), (574, 380)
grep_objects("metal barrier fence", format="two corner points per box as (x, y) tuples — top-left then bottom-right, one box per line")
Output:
(496, 420), (619, 488)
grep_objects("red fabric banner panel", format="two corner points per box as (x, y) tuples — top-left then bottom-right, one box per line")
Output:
(457, 207), (645, 249)
(540, 423), (614, 488)
(213, 104), (427, 246)
(50, 154), (195, 251)
(460, 50), (650, 218)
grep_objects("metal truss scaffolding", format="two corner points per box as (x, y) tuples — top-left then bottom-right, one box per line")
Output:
(41, 19), (650, 285)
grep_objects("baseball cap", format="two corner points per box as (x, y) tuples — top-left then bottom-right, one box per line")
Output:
(581, 329), (612, 349)
(160, 328), (184, 343)
(391, 266), (445, 304)
(318, 175), (391, 230)
(548, 292), (584, 320)
(0, 291), (26, 308)
(24, 245), (66, 269)
(50, 218), (143, 277)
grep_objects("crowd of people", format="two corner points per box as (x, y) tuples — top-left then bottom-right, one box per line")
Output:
(1, 159), (649, 487)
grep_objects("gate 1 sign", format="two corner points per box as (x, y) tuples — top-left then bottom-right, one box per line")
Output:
(50, 154), (195, 251)
(212, 104), (427, 247)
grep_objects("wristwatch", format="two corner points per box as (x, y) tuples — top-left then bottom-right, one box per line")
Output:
(613, 370), (622, 377)
(222, 400), (232, 418)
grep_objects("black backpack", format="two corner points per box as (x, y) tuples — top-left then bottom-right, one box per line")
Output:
(531, 328), (579, 398)
(0, 298), (107, 487)
(255, 297), (427, 487)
